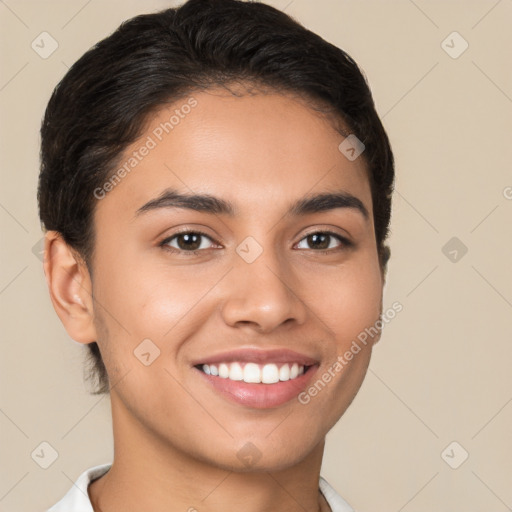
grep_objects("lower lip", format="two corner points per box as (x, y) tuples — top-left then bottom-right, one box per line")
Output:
(196, 366), (318, 409)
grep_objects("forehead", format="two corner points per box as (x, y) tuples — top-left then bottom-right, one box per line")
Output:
(97, 89), (372, 219)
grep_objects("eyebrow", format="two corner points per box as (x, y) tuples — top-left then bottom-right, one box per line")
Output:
(135, 188), (369, 220)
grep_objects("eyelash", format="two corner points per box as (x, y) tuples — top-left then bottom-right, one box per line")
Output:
(158, 229), (353, 256)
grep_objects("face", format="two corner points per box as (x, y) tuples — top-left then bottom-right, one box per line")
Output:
(88, 88), (383, 472)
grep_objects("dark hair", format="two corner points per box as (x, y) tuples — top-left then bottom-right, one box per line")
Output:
(38, 0), (394, 395)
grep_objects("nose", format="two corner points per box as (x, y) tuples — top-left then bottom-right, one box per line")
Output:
(219, 248), (308, 333)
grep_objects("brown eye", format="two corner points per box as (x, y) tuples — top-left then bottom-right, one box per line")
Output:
(176, 233), (202, 250)
(161, 231), (215, 252)
(306, 233), (330, 250)
(296, 232), (349, 251)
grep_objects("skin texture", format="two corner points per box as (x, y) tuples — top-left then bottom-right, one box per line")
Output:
(44, 88), (384, 512)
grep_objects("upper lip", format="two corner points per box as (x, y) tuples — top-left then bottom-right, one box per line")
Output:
(191, 348), (319, 367)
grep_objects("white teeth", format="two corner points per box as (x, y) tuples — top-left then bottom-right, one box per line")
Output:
(229, 362), (243, 381)
(261, 363), (279, 384)
(219, 363), (229, 378)
(201, 362), (306, 384)
(279, 364), (290, 381)
(244, 363), (261, 383)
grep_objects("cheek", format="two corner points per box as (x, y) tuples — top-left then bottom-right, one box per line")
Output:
(297, 260), (382, 418)
(307, 258), (383, 346)
(130, 262), (229, 336)
(93, 241), (208, 329)
(92, 249), (229, 368)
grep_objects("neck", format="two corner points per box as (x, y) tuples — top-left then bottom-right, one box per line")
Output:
(89, 395), (329, 512)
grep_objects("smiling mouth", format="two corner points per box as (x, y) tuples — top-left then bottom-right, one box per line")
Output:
(196, 362), (312, 384)
(192, 348), (319, 408)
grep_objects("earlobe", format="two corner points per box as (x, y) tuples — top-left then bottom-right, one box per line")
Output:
(43, 231), (97, 344)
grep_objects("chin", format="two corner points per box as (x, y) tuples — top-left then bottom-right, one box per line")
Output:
(197, 434), (323, 474)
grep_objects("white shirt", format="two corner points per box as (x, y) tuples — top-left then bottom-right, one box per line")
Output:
(46, 463), (355, 512)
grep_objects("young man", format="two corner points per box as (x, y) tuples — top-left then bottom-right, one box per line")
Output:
(39, 0), (394, 510)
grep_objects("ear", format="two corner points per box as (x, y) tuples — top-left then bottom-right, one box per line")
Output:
(43, 231), (97, 344)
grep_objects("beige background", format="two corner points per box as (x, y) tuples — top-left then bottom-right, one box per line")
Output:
(1, 0), (511, 510)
